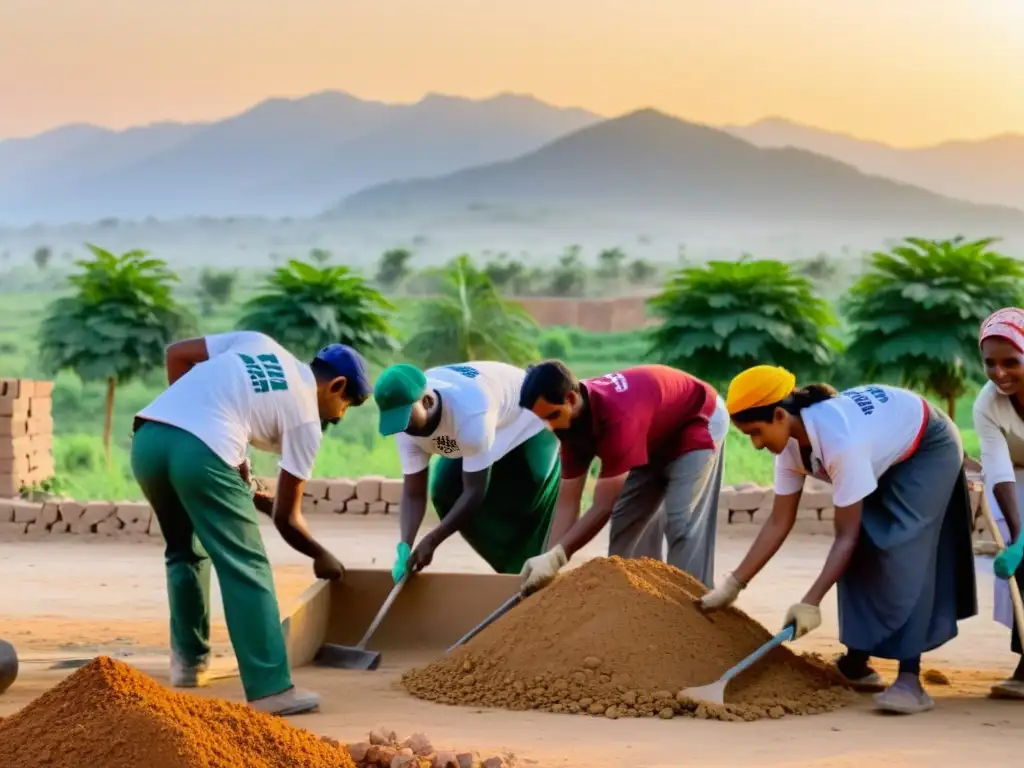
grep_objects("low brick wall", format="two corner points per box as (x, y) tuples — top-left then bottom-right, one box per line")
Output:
(0, 475), (990, 546)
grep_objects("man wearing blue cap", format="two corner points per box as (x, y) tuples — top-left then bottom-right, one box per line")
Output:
(131, 330), (372, 716)
(375, 361), (561, 582)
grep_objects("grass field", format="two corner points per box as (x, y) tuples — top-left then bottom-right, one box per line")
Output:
(0, 284), (983, 501)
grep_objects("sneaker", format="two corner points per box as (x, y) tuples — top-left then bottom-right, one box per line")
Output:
(833, 655), (887, 692)
(874, 678), (935, 715)
(990, 678), (1024, 699)
(170, 652), (210, 688)
(248, 686), (321, 716)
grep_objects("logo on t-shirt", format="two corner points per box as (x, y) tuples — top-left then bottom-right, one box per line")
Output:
(594, 372), (628, 393)
(842, 386), (889, 416)
(445, 365), (480, 379)
(239, 353), (289, 394)
(433, 435), (459, 454)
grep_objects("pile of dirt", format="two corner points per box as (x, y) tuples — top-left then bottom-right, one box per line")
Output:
(403, 557), (856, 722)
(0, 656), (356, 768)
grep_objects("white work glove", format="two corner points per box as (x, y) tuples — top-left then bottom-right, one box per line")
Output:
(783, 602), (821, 639)
(699, 573), (745, 611)
(520, 545), (568, 594)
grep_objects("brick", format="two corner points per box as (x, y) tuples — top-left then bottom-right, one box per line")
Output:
(0, 398), (29, 418)
(124, 518), (151, 534)
(326, 478), (356, 502)
(24, 521), (48, 539)
(95, 519), (123, 535)
(148, 514), (164, 538)
(355, 475), (384, 503)
(304, 479), (329, 499)
(0, 437), (30, 461)
(33, 381), (54, 398)
(0, 379), (24, 399)
(730, 488), (769, 511)
(0, 474), (21, 497)
(301, 496), (317, 515)
(0, 417), (29, 438)
(58, 501), (85, 524)
(39, 500), (61, 525)
(368, 500), (388, 515)
(28, 435), (53, 453)
(11, 499), (40, 523)
(115, 502), (152, 527)
(28, 397), (52, 418)
(380, 479), (404, 505)
(0, 521), (27, 537)
(80, 501), (116, 527)
(28, 415), (53, 436)
(793, 518), (834, 536)
(70, 523), (92, 535)
(48, 521), (70, 535)
(318, 499), (347, 514)
(0, 501), (12, 522)
(799, 490), (833, 511)
(345, 499), (369, 514)
(818, 507), (835, 521)
(386, 502), (400, 515)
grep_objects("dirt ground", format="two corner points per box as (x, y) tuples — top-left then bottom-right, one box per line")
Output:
(2, 517), (1022, 767)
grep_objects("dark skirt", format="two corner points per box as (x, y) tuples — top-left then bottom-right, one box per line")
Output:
(837, 406), (978, 659)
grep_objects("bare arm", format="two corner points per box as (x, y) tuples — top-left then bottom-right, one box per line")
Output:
(733, 490), (802, 585)
(557, 473), (629, 559)
(271, 469), (328, 560)
(544, 476), (586, 549)
(399, 469), (429, 547)
(994, 482), (1022, 543)
(166, 337), (210, 385)
(801, 502), (862, 605)
(425, 467), (490, 547)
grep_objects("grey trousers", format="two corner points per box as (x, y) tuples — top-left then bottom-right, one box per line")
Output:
(608, 442), (725, 589)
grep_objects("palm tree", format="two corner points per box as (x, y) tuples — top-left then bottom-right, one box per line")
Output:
(844, 236), (1024, 418)
(647, 257), (840, 389)
(238, 259), (398, 361)
(38, 244), (195, 461)
(403, 255), (540, 367)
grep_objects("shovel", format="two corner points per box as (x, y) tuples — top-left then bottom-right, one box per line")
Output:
(314, 575), (409, 671)
(679, 625), (795, 706)
(447, 592), (523, 653)
(977, 495), (1024, 652)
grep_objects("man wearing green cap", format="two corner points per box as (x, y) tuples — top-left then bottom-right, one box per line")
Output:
(376, 361), (562, 581)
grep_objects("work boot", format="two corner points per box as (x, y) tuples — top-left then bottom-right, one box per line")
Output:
(833, 653), (886, 693)
(170, 651), (210, 688)
(874, 674), (934, 714)
(248, 686), (321, 716)
(990, 678), (1024, 699)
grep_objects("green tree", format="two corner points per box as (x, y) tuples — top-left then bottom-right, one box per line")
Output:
(596, 248), (628, 280)
(484, 253), (526, 293)
(33, 246), (52, 270)
(843, 236), (1024, 419)
(239, 259), (397, 361)
(375, 248), (413, 290)
(626, 258), (657, 285)
(196, 268), (238, 316)
(38, 245), (195, 462)
(647, 258), (840, 388)
(309, 248), (332, 265)
(548, 245), (586, 297)
(796, 252), (839, 283)
(403, 255), (540, 368)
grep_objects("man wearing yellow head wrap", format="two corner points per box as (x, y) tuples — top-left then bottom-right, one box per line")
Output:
(701, 365), (977, 716)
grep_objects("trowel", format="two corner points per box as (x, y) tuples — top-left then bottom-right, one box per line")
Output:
(679, 625), (795, 706)
(313, 575), (409, 671)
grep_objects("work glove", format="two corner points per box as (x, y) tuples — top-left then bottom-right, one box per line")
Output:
(698, 573), (745, 611)
(783, 602), (821, 639)
(392, 542), (411, 584)
(520, 544), (568, 594)
(994, 539), (1024, 581)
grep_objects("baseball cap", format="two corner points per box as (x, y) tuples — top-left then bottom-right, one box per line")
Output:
(313, 344), (373, 402)
(375, 364), (427, 436)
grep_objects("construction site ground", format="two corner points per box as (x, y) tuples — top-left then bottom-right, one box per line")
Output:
(2, 517), (1022, 767)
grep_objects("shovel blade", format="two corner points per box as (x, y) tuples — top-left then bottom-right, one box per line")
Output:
(313, 643), (382, 671)
(679, 680), (727, 707)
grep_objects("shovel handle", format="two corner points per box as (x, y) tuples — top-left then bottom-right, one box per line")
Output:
(719, 625), (795, 685)
(977, 493), (1024, 652)
(357, 575), (409, 649)
(447, 593), (523, 653)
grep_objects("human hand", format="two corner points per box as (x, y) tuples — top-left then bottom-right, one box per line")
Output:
(252, 492), (274, 517)
(520, 545), (568, 594)
(698, 573), (745, 611)
(408, 534), (439, 574)
(313, 550), (345, 581)
(392, 542), (411, 584)
(783, 602), (821, 639)
(994, 540), (1024, 580)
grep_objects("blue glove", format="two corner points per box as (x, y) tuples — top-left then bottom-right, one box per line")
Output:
(994, 540), (1024, 581)
(392, 542), (411, 584)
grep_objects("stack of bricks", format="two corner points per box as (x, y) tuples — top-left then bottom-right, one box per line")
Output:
(256, 475), (405, 515)
(0, 379), (55, 498)
(0, 497), (156, 539)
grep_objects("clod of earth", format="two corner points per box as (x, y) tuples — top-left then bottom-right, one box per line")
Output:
(347, 726), (513, 767)
(402, 557), (856, 722)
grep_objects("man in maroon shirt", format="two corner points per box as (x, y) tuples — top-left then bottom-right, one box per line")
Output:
(518, 361), (728, 592)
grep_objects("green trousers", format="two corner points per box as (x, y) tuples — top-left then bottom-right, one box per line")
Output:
(431, 429), (561, 574)
(130, 421), (291, 701)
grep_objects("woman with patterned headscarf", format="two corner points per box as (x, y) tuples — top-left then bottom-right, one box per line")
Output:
(700, 365), (977, 715)
(974, 307), (1024, 698)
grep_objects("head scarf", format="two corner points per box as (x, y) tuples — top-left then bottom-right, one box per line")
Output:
(980, 308), (1024, 354)
(726, 365), (797, 416)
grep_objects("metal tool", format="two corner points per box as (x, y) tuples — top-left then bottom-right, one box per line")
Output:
(679, 625), (796, 706)
(447, 592), (523, 653)
(314, 575), (409, 671)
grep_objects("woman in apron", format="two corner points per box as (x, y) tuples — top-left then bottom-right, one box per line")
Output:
(975, 307), (1024, 698)
(700, 365), (977, 714)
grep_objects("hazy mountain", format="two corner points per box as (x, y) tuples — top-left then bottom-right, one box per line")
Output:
(728, 117), (1024, 210)
(0, 92), (600, 224)
(330, 109), (1024, 234)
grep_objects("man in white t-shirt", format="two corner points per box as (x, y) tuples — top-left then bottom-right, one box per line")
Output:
(374, 362), (561, 581)
(131, 331), (373, 716)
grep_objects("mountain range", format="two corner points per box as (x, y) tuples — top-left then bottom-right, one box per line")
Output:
(1, 91), (1023, 232)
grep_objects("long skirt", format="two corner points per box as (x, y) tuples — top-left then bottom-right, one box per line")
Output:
(838, 406), (978, 659)
(986, 474), (1024, 654)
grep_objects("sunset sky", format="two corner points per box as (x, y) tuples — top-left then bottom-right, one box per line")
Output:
(3, 0), (1023, 145)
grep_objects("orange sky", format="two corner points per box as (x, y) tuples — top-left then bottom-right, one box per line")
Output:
(2, 0), (1023, 145)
